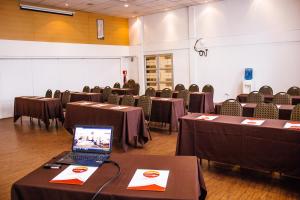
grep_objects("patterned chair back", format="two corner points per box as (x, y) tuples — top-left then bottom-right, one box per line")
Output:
(175, 84), (185, 91)
(220, 99), (243, 116)
(53, 90), (61, 99)
(287, 86), (300, 96)
(121, 95), (135, 106)
(82, 86), (90, 93)
(113, 82), (121, 88)
(259, 85), (273, 95)
(137, 95), (152, 120)
(247, 91), (264, 103)
(145, 87), (156, 97)
(254, 103), (279, 119)
(45, 89), (52, 98)
(202, 84), (214, 94)
(273, 92), (292, 105)
(161, 88), (172, 98)
(102, 86), (112, 102)
(177, 89), (190, 108)
(93, 86), (101, 93)
(62, 90), (71, 108)
(291, 104), (300, 121)
(133, 83), (140, 95)
(188, 84), (199, 92)
(107, 94), (120, 105)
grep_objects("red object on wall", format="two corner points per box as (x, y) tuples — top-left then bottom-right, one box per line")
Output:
(123, 70), (127, 84)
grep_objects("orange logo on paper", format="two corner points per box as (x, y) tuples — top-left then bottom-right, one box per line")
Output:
(72, 166), (88, 173)
(143, 170), (160, 178)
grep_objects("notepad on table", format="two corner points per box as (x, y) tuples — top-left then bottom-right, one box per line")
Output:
(196, 115), (219, 121)
(127, 169), (169, 192)
(92, 104), (106, 108)
(50, 165), (98, 185)
(283, 122), (300, 130)
(241, 119), (265, 126)
(110, 106), (128, 110)
(78, 102), (93, 105)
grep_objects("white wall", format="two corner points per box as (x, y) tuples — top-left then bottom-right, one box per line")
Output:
(129, 8), (191, 93)
(190, 0), (300, 101)
(129, 0), (300, 102)
(0, 39), (130, 118)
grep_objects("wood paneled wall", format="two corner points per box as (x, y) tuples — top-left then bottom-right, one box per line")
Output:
(0, 0), (129, 45)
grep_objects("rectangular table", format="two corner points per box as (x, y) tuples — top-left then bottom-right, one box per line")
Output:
(14, 96), (64, 128)
(176, 113), (300, 177)
(215, 102), (294, 120)
(150, 97), (185, 132)
(64, 101), (149, 151)
(99, 87), (135, 95)
(156, 91), (214, 113)
(70, 92), (103, 102)
(237, 93), (300, 105)
(12, 153), (207, 200)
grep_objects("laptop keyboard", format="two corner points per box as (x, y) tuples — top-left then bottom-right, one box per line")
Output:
(67, 152), (107, 161)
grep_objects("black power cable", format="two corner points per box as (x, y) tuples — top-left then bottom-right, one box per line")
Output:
(91, 160), (121, 200)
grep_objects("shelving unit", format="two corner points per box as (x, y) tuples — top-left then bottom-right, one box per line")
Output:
(145, 54), (173, 90)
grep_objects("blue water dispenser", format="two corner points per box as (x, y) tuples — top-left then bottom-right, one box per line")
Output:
(243, 68), (254, 93)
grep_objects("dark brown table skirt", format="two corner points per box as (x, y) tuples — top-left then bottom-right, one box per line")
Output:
(237, 93), (300, 105)
(12, 153), (207, 200)
(176, 113), (300, 177)
(150, 97), (185, 131)
(70, 92), (103, 102)
(214, 103), (294, 120)
(155, 91), (214, 114)
(14, 96), (64, 128)
(64, 101), (149, 151)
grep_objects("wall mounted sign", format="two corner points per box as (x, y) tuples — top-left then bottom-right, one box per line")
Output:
(97, 19), (104, 40)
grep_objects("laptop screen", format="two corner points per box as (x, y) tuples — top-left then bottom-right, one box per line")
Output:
(72, 126), (113, 154)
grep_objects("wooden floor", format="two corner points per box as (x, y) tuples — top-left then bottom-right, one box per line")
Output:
(1, 118), (300, 200)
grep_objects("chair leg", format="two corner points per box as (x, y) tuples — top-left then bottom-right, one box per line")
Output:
(55, 118), (58, 129)
(38, 119), (41, 127)
(20, 116), (22, 125)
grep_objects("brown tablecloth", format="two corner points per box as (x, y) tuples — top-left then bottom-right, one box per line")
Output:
(237, 93), (300, 105)
(189, 92), (214, 113)
(155, 91), (214, 114)
(70, 92), (103, 102)
(150, 97), (185, 131)
(11, 153), (207, 200)
(214, 103), (294, 120)
(64, 101), (149, 151)
(176, 113), (300, 177)
(14, 96), (64, 128)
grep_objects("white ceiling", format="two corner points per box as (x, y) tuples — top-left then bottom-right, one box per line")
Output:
(20, 0), (219, 18)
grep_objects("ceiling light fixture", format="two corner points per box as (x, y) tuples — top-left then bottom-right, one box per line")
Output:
(124, 4), (129, 7)
(20, 4), (74, 16)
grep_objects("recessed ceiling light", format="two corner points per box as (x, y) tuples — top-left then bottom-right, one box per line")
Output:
(124, 4), (129, 7)
(65, 3), (69, 7)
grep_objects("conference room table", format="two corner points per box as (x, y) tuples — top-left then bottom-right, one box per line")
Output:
(176, 113), (300, 177)
(99, 87), (135, 95)
(70, 92), (103, 102)
(237, 93), (300, 105)
(14, 96), (64, 129)
(214, 102), (294, 120)
(64, 101), (149, 151)
(155, 91), (214, 113)
(12, 153), (207, 200)
(150, 97), (185, 132)
(119, 96), (185, 132)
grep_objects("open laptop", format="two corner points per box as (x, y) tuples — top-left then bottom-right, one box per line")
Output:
(56, 125), (113, 167)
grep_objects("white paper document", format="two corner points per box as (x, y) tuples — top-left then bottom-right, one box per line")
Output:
(127, 169), (169, 192)
(92, 104), (107, 108)
(110, 106), (128, 110)
(241, 119), (265, 126)
(283, 122), (300, 130)
(50, 165), (98, 185)
(196, 115), (219, 121)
